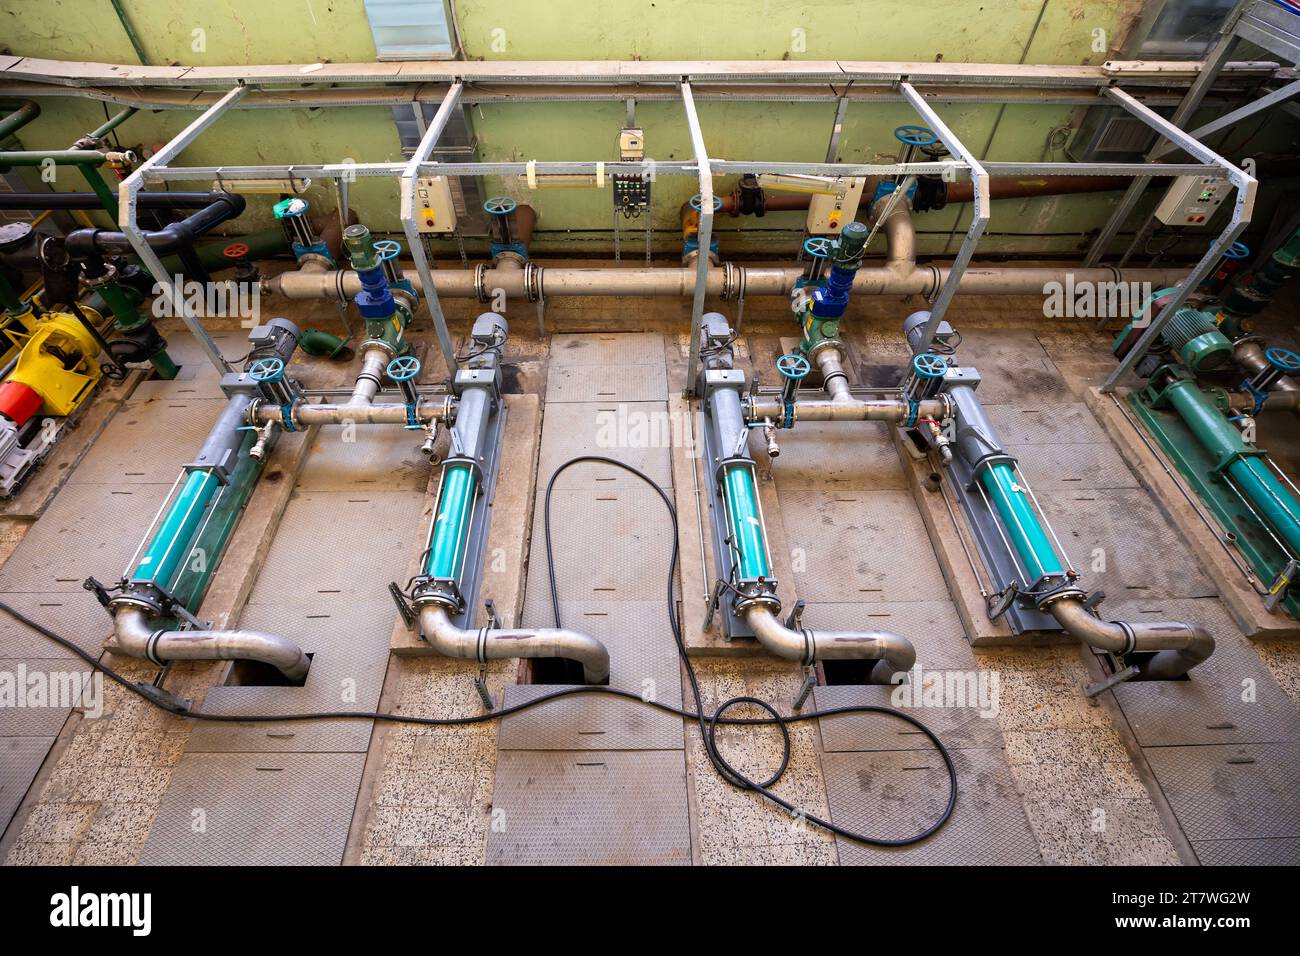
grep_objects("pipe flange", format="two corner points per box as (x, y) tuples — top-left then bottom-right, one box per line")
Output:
(1034, 585), (1088, 612)
(297, 252), (334, 274)
(82, 261), (118, 289)
(523, 261), (544, 303)
(359, 337), (398, 359)
(411, 578), (464, 614)
(733, 589), (781, 618)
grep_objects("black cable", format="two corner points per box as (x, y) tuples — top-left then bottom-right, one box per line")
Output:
(542, 454), (955, 847)
(0, 460), (957, 849)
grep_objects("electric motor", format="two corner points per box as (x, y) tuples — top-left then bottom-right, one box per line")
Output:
(1160, 307), (1233, 372)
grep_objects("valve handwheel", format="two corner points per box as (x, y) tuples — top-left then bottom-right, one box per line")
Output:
(894, 125), (940, 147)
(912, 353), (948, 379)
(1223, 241), (1251, 260)
(802, 236), (833, 259)
(483, 196), (517, 216)
(223, 242), (250, 259)
(373, 239), (402, 261)
(248, 357), (285, 382)
(1265, 347), (1300, 374)
(776, 353), (812, 380)
(689, 193), (724, 213)
(387, 355), (421, 381)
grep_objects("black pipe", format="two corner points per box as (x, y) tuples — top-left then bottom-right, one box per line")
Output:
(65, 193), (246, 259)
(0, 190), (228, 211)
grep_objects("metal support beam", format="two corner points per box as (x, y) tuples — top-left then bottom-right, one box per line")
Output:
(824, 94), (850, 163)
(119, 83), (248, 375)
(1083, 1), (1250, 266)
(1150, 78), (1300, 159)
(899, 82), (990, 354)
(400, 81), (463, 378)
(681, 80), (713, 398)
(1100, 85), (1257, 392)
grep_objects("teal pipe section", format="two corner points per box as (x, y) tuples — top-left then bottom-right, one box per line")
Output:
(980, 461), (1064, 583)
(425, 464), (477, 580)
(131, 469), (218, 586)
(722, 464), (770, 578)
(1165, 378), (1300, 556)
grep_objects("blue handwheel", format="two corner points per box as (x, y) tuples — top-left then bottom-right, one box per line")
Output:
(1222, 241), (1250, 260)
(387, 355), (422, 381)
(1265, 347), (1300, 373)
(803, 236), (834, 259)
(689, 193), (723, 213)
(895, 125), (939, 147)
(777, 353), (812, 380)
(248, 357), (285, 382)
(483, 196), (517, 216)
(374, 239), (402, 261)
(912, 353), (948, 379)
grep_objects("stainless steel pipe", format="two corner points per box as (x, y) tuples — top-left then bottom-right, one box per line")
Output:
(749, 393), (947, 422)
(744, 605), (915, 684)
(112, 606), (311, 681)
(265, 264), (1187, 301)
(418, 604), (610, 685)
(1048, 597), (1214, 680)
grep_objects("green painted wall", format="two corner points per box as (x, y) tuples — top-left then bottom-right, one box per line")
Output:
(2, 0), (1291, 257)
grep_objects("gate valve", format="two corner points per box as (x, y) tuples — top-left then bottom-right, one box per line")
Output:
(386, 355), (422, 428)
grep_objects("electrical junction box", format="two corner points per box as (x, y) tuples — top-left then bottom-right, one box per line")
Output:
(806, 177), (866, 234)
(618, 127), (645, 160)
(414, 175), (457, 234)
(1154, 174), (1228, 226)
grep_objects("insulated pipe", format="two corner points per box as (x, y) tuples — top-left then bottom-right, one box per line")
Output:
(1048, 598), (1213, 680)
(265, 264), (1186, 301)
(418, 604), (610, 685)
(112, 606), (311, 681)
(744, 605), (915, 684)
(65, 193), (247, 259)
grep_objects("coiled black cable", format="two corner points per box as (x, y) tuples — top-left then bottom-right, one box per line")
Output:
(543, 455), (955, 847)
(0, 460), (956, 849)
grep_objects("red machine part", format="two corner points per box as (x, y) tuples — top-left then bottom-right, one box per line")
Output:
(0, 380), (43, 427)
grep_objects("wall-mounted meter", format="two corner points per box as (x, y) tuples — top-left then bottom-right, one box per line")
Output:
(1154, 174), (1228, 227)
(806, 177), (866, 235)
(414, 175), (457, 234)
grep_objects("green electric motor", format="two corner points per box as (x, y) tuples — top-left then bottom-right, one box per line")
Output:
(1112, 288), (1232, 375)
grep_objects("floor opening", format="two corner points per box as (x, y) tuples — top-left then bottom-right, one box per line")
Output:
(225, 653), (314, 688)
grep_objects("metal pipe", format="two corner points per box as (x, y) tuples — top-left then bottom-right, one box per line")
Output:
(1048, 597), (1213, 680)
(266, 263), (1186, 301)
(744, 605), (915, 684)
(112, 605), (310, 682)
(418, 604), (609, 685)
(1234, 339), (1300, 410)
(349, 345), (389, 406)
(0, 100), (41, 140)
(749, 394), (946, 422)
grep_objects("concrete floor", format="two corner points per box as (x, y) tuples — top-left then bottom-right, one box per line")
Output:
(2, 261), (1298, 865)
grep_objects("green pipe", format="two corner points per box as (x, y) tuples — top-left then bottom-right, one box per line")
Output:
(108, 0), (151, 65)
(90, 106), (137, 140)
(131, 469), (219, 586)
(167, 432), (266, 611)
(299, 328), (352, 360)
(980, 461), (1065, 583)
(77, 164), (119, 219)
(0, 273), (24, 314)
(0, 150), (107, 168)
(1165, 379), (1300, 555)
(425, 464), (477, 580)
(722, 463), (770, 578)
(0, 100), (41, 141)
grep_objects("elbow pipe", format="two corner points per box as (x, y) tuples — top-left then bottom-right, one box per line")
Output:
(65, 193), (247, 259)
(113, 606), (310, 681)
(418, 604), (610, 685)
(1049, 597), (1213, 680)
(744, 605), (915, 684)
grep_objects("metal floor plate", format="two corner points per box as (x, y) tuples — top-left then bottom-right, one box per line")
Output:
(0, 659), (90, 737)
(770, 421), (907, 491)
(822, 747), (1041, 865)
(0, 736), (55, 835)
(812, 684), (1003, 753)
(1192, 837), (1300, 865)
(802, 600), (974, 669)
(780, 490), (949, 602)
(1142, 742), (1300, 844)
(294, 426), (432, 492)
(69, 399), (225, 485)
(535, 402), (674, 491)
(1011, 440), (1140, 492)
(547, 332), (666, 368)
(140, 752), (367, 865)
(0, 592), (110, 659)
(0, 482), (175, 593)
(485, 750), (691, 865)
(546, 364), (667, 403)
(983, 402), (1110, 447)
(1039, 489), (1218, 598)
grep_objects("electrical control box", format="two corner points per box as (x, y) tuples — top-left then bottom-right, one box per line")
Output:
(613, 126), (650, 217)
(1154, 174), (1228, 227)
(414, 175), (457, 234)
(806, 177), (866, 235)
(618, 127), (645, 160)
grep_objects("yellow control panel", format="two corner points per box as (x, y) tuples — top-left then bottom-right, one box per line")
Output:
(414, 175), (458, 234)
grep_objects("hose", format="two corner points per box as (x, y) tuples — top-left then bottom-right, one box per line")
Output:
(0, 459), (958, 849)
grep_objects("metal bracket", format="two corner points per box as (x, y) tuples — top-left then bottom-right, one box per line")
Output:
(1082, 589), (1107, 613)
(1085, 663), (1141, 699)
(987, 585), (1018, 621)
(484, 597), (502, 629)
(792, 667), (817, 712)
(784, 598), (806, 631)
(388, 581), (416, 630)
(703, 578), (727, 633)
